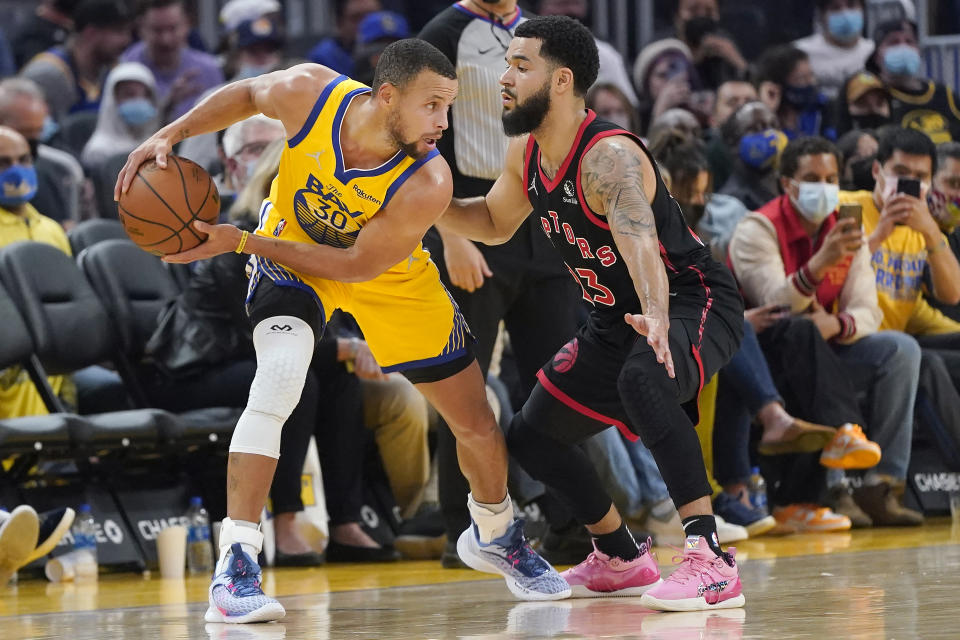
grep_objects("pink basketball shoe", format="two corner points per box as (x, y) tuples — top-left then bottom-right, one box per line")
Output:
(560, 537), (662, 598)
(639, 536), (745, 612)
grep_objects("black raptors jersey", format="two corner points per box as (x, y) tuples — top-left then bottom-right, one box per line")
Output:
(523, 111), (730, 326)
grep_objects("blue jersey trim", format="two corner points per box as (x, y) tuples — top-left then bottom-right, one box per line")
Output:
(331, 87), (406, 183)
(380, 347), (470, 373)
(380, 149), (440, 209)
(288, 74), (347, 148)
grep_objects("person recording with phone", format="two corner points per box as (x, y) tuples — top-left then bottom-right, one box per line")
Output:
(840, 129), (960, 471)
(730, 136), (923, 527)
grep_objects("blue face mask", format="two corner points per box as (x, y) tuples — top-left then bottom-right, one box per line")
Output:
(827, 9), (863, 41)
(0, 165), (37, 207)
(783, 84), (822, 110)
(235, 65), (272, 80)
(40, 116), (59, 143)
(883, 44), (922, 77)
(739, 129), (787, 171)
(117, 98), (157, 127)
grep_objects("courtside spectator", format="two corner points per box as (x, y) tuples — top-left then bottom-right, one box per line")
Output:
(0, 78), (84, 224)
(730, 136), (923, 526)
(81, 62), (159, 173)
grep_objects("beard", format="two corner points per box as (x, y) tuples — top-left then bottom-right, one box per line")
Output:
(387, 109), (429, 159)
(502, 82), (551, 137)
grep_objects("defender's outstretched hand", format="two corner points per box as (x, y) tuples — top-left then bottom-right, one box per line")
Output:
(624, 313), (675, 379)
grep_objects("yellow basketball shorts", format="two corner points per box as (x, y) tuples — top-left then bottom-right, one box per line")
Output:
(245, 253), (472, 375)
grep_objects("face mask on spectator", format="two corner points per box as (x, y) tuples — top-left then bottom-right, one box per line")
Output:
(928, 188), (960, 231)
(117, 98), (157, 127)
(827, 9), (863, 41)
(851, 113), (889, 130)
(883, 44), (922, 77)
(236, 64), (272, 80)
(738, 129), (787, 171)
(880, 174), (931, 202)
(791, 180), (839, 224)
(847, 156), (876, 191)
(0, 165), (37, 207)
(40, 117), (59, 143)
(783, 84), (822, 110)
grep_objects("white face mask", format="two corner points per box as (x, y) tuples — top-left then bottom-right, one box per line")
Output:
(881, 174), (931, 203)
(791, 180), (839, 224)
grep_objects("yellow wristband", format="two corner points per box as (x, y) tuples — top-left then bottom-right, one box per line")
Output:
(234, 230), (249, 254)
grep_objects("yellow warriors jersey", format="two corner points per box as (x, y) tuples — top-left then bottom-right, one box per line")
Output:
(247, 74), (470, 372)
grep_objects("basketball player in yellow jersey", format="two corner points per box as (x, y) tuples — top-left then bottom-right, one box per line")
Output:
(116, 39), (570, 623)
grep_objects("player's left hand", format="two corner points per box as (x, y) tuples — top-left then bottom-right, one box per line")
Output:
(162, 220), (241, 263)
(624, 313), (675, 378)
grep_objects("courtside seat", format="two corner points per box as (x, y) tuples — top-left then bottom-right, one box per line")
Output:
(0, 278), (76, 455)
(0, 241), (170, 452)
(0, 414), (75, 454)
(78, 240), (240, 443)
(67, 219), (129, 256)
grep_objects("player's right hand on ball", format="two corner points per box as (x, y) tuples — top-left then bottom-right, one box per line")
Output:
(162, 220), (242, 264)
(114, 134), (174, 201)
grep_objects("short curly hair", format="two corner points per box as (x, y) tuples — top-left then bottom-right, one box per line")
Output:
(514, 16), (599, 97)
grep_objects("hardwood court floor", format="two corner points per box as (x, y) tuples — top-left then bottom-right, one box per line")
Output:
(3, 521), (959, 639)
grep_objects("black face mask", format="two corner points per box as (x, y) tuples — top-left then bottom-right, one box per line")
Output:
(846, 156), (876, 191)
(28, 139), (39, 161)
(683, 16), (719, 48)
(850, 113), (890, 131)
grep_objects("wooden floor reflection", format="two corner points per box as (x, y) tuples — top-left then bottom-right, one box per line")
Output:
(3, 521), (959, 639)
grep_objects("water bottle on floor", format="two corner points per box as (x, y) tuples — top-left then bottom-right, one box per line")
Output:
(748, 468), (769, 515)
(186, 497), (213, 574)
(72, 504), (99, 579)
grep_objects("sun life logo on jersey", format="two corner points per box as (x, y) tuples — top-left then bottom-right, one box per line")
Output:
(562, 179), (578, 205)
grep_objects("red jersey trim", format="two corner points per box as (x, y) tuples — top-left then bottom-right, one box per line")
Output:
(536, 369), (639, 442)
(537, 110), (596, 193)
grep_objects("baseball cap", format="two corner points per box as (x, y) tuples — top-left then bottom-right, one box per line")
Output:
(357, 11), (410, 46)
(846, 72), (888, 103)
(235, 16), (283, 49)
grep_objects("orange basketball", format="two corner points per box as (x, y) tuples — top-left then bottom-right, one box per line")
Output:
(116, 155), (220, 256)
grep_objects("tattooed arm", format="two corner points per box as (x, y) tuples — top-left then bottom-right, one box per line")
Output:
(581, 136), (675, 377)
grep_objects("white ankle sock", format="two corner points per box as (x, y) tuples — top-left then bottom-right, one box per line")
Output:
(467, 492), (514, 543)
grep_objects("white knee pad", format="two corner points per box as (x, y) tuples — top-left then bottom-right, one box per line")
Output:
(229, 316), (315, 459)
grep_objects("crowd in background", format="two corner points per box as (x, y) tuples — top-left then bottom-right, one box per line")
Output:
(2, 0), (960, 575)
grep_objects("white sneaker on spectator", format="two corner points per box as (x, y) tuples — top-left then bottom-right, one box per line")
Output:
(715, 516), (749, 544)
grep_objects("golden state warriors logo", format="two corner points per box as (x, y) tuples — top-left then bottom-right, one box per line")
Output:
(293, 174), (364, 248)
(901, 109), (952, 144)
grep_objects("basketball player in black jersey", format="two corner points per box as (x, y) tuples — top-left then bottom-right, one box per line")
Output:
(441, 16), (747, 611)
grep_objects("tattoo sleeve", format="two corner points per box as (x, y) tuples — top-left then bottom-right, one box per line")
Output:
(581, 139), (669, 319)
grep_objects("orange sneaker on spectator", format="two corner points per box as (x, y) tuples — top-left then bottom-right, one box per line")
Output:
(773, 504), (851, 532)
(819, 423), (881, 469)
